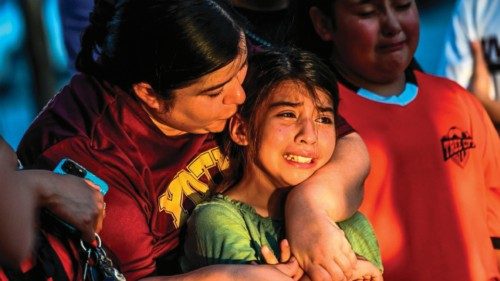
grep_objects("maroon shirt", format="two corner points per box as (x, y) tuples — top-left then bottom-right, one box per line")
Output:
(18, 74), (225, 280)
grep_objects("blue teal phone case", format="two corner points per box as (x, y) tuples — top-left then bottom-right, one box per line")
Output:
(53, 158), (109, 195)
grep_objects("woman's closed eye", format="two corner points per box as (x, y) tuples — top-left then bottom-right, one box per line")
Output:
(206, 90), (223, 98)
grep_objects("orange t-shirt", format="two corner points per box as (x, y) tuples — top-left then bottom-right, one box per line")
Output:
(339, 70), (500, 281)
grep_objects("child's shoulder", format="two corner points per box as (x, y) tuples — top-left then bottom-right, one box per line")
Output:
(414, 70), (484, 106)
(189, 194), (246, 225)
(414, 70), (468, 94)
(187, 194), (258, 239)
(192, 194), (239, 215)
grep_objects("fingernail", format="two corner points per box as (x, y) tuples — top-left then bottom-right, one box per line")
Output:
(85, 180), (101, 191)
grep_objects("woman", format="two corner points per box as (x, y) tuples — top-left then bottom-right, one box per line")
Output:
(17, 0), (369, 280)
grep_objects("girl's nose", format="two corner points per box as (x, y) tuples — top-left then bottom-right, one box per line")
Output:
(296, 119), (318, 144)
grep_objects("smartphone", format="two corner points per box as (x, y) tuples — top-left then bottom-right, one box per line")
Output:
(41, 158), (108, 238)
(53, 158), (109, 195)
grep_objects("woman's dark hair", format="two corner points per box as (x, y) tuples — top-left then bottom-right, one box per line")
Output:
(218, 47), (339, 191)
(76, 0), (244, 100)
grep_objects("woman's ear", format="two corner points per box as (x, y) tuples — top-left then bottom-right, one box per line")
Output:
(309, 6), (335, 42)
(229, 114), (249, 146)
(133, 82), (161, 110)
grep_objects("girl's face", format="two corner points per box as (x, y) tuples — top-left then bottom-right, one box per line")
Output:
(248, 81), (336, 188)
(329, 0), (419, 86)
(153, 39), (248, 136)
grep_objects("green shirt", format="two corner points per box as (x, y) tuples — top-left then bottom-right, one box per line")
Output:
(180, 194), (383, 272)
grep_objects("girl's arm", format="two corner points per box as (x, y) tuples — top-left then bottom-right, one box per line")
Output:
(180, 201), (300, 281)
(285, 132), (370, 280)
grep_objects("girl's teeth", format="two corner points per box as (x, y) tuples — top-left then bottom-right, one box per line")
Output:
(284, 154), (312, 163)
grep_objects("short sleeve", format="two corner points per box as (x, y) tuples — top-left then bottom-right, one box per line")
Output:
(19, 136), (158, 280)
(338, 212), (383, 271)
(181, 201), (259, 272)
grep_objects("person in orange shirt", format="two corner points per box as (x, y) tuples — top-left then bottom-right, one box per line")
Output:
(295, 0), (500, 280)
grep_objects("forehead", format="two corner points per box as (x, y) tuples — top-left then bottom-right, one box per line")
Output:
(199, 41), (247, 84)
(266, 80), (333, 106)
(175, 38), (247, 93)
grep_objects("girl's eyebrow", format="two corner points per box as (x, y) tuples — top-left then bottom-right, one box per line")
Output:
(269, 101), (302, 108)
(269, 101), (334, 113)
(318, 106), (334, 113)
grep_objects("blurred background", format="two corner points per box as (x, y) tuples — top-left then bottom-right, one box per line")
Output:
(0, 0), (457, 149)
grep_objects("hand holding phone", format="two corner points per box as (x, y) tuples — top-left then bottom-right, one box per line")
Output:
(41, 158), (108, 240)
(53, 158), (109, 195)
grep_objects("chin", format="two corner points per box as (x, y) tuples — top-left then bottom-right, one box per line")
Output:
(207, 121), (228, 133)
(207, 126), (225, 133)
(282, 174), (313, 187)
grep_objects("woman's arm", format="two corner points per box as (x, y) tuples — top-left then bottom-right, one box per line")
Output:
(141, 264), (296, 281)
(0, 138), (103, 267)
(285, 132), (370, 280)
(294, 132), (369, 220)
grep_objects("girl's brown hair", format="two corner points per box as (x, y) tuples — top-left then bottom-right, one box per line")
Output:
(217, 47), (339, 192)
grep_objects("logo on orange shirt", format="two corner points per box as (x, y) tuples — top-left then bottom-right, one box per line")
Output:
(441, 127), (476, 168)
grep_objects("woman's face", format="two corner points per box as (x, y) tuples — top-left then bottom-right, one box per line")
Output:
(248, 81), (336, 188)
(155, 40), (248, 136)
(329, 0), (419, 86)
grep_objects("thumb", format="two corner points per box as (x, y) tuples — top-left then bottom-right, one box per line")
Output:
(274, 257), (300, 277)
(261, 245), (279, 265)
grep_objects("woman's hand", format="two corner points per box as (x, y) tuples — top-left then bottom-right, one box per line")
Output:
(32, 170), (105, 242)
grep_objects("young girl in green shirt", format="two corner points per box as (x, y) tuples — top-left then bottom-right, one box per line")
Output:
(181, 48), (383, 281)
